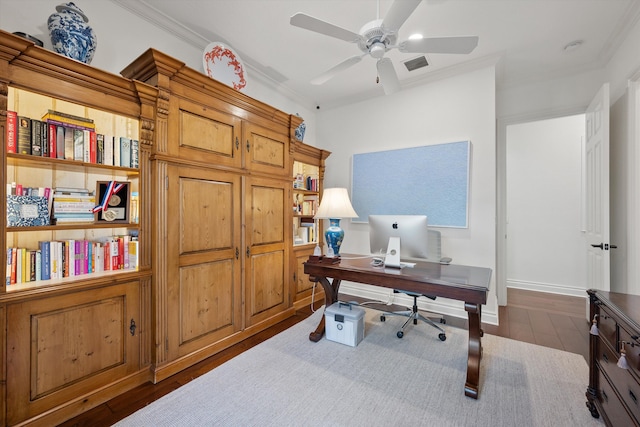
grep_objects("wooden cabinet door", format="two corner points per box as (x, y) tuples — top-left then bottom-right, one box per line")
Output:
(292, 247), (321, 307)
(168, 97), (242, 168)
(6, 282), (141, 425)
(166, 165), (243, 359)
(245, 177), (290, 325)
(243, 122), (290, 176)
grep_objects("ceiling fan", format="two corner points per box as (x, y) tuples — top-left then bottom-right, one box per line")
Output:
(290, 0), (478, 95)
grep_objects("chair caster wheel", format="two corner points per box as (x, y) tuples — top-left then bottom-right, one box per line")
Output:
(380, 315), (386, 322)
(440, 318), (446, 324)
(439, 333), (446, 341)
(397, 331), (404, 338)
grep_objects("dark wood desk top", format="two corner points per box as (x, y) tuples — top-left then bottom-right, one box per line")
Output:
(304, 254), (491, 305)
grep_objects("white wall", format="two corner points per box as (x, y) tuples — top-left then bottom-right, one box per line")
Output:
(505, 115), (587, 297)
(317, 66), (498, 324)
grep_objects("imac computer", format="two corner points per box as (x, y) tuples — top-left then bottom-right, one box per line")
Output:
(368, 215), (442, 268)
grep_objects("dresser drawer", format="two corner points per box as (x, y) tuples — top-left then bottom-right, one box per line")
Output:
(599, 306), (618, 350)
(598, 337), (640, 421)
(620, 325), (640, 376)
(598, 368), (639, 426)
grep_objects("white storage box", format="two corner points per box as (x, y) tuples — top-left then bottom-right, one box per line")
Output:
(325, 302), (365, 347)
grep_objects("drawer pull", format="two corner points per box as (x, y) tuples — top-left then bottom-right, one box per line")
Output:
(602, 389), (608, 402)
(630, 389), (638, 405)
(602, 352), (609, 363)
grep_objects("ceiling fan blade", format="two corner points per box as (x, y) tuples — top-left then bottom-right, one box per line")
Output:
(382, 0), (423, 31)
(399, 36), (479, 54)
(311, 55), (364, 85)
(376, 58), (401, 95)
(290, 13), (361, 43)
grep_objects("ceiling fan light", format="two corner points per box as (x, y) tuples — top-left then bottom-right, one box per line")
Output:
(370, 42), (386, 59)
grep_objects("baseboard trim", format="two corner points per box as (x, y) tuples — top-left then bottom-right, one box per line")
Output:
(506, 279), (589, 299)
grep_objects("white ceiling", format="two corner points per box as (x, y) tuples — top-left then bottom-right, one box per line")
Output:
(115, 0), (640, 109)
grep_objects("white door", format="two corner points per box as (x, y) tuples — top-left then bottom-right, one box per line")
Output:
(585, 83), (611, 291)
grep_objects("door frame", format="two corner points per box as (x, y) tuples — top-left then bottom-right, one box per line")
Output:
(627, 72), (640, 295)
(496, 108), (586, 306)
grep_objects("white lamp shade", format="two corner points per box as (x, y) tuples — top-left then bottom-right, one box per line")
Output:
(314, 188), (358, 219)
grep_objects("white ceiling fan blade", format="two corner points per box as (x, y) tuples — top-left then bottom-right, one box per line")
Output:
(376, 58), (401, 95)
(311, 55), (364, 85)
(290, 13), (361, 43)
(399, 36), (479, 54)
(382, 0), (423, 31)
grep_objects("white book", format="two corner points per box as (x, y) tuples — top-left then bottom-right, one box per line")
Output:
(94, 242), (103, 273)
(113, 136), (121, 167)
(67, 240), (75, 277)
(104, 135), (114, 166)
(83, 129), (91, 162)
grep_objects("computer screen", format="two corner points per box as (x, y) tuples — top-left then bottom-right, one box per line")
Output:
(369, 215), (431, 260)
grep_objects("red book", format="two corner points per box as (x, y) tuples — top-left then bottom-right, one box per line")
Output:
(103, 242), (110, 271)
(48, 123), (57, 158)
(116, 238), (123, 270)
(6, 111), (17, 153)
(10, 248), (17, 285)
(90, 131), (97, 163)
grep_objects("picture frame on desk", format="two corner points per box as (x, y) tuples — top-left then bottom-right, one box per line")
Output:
(95, 181), (130, 223)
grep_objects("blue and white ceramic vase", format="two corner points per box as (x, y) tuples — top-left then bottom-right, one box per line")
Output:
(294, 113), (306, 141)
(48, 2), (97, 64)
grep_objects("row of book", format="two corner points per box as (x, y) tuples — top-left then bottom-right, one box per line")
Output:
(5, 110), (139, 168)
(5, 236), (138, 285)
(293, 174), (319, 191)
(293, 218), (317, 245)
(5, 184), (101, 226)
(294, 194), (318, 216)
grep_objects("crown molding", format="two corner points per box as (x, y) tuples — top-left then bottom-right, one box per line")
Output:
(109, 0), (313, 108)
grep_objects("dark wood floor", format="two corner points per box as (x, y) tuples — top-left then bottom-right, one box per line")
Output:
(60, 288), (590, 426)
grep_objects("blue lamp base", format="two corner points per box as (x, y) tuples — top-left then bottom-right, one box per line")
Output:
(325, 218), (344, 256)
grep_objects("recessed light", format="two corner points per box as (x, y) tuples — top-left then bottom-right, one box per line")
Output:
(563, 40), (584, 53)
(408, 33), (423, 40)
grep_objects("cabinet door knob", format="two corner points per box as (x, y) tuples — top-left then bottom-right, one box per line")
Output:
(129, 318), (136, 336)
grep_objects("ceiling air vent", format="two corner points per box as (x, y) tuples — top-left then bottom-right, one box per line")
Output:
(404, 56), (429, 71)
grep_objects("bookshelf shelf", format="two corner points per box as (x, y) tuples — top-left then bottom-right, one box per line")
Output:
(7, 152), (139, 172)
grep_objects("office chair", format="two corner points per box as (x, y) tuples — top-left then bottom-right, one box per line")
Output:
(379, 290), (447, 340)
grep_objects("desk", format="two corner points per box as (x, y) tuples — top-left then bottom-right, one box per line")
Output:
(304, 254), (491, 399)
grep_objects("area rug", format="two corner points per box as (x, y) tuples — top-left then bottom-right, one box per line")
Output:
(115, 308), (603, 426)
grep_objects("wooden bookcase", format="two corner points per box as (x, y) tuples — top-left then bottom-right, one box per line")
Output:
(0, 30), (155, 426)
(291, 141), (330, 309)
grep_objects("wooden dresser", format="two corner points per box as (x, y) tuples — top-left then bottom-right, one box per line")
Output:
(586, 289), (640, 426)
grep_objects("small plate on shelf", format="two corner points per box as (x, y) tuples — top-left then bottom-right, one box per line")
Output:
(202, 42), (247, 91)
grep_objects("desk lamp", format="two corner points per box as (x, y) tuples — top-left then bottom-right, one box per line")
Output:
(314, 188), (358, 256)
